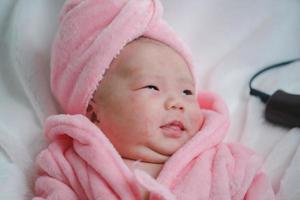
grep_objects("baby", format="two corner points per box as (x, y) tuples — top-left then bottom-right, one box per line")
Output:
(85, 36), (204, 181)
(33, 0), (275, 199)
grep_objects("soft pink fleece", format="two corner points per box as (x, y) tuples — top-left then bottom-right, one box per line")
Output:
(33, 93), (275, 200)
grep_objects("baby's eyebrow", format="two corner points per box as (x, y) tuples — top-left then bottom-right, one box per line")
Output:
(131, 74), (164, 82)
(177, 77), (194, 87)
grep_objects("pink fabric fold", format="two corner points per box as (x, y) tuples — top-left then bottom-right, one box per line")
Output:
(33, 93), (275, 200)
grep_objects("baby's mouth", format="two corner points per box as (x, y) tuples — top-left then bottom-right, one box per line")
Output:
(160, 120), (186, 138)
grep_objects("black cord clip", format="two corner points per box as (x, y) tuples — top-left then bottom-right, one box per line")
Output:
(249, 58), (300, 103)
(249, 58), (300, 127)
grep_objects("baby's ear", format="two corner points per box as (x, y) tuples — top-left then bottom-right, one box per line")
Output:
(86, 99), (100, 124)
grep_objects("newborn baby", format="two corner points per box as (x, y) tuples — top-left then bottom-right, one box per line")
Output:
(84, 37), (204, 199)
(86, 37), (204, 180)
(33, 0), (275, 199)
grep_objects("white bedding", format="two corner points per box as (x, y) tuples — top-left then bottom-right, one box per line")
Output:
(0, 0), (299, 199)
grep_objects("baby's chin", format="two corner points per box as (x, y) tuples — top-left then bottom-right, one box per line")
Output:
(121, 146), (172, 164)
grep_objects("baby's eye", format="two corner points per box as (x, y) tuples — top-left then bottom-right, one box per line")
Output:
(143, 85), (159, 91)
(182, 89), (193, 95)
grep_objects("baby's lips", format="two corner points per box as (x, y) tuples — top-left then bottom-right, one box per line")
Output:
(160, 121), (186, 138)
(160, 120), (185, 131)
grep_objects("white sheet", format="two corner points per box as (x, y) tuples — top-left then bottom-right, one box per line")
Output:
(0, 0), (299, 199)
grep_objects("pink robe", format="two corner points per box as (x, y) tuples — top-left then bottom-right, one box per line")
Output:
(33, 93), (275, 199)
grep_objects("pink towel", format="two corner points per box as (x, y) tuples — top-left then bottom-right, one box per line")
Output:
(51, 0), (198, 115)
(33, 93), (275, 199)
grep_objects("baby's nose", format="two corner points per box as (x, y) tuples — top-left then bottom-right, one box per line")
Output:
(164, 96), (185, 111)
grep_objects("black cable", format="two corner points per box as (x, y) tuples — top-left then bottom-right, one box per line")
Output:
(249, 58), (300, 103)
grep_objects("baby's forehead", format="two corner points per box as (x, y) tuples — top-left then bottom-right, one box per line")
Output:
(112, 38), (192, 78)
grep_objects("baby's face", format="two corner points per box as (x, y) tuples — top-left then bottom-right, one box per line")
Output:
(92, 37), (203, 163)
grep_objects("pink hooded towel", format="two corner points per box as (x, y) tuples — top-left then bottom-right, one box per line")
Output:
(51, 0), (198, 115)
(33, 0), (275, 199)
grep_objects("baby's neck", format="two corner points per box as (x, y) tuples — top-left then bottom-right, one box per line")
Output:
(123, 158), (164, 199)
(123, 158), (163, 179)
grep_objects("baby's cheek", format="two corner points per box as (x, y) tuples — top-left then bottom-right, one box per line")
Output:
(127, 94), (148, 114)
(128, 92), (160, 110)
(128, 94), (161, 134)
(189, 105), (204, 131)
(125, 95), (148, 120)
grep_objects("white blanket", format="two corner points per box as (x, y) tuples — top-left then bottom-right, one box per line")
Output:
(0, 0), (299, 199)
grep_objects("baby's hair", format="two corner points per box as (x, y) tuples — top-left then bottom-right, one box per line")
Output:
(86, 98), (100, 124)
